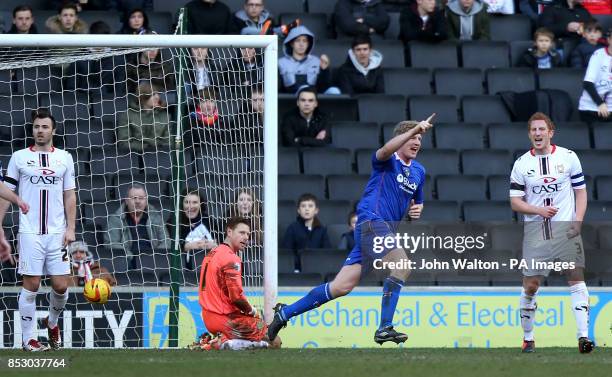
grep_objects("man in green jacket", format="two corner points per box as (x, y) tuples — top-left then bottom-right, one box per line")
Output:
(446, 0), (490, 41)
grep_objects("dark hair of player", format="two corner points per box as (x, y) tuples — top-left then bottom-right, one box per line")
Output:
(527, 112), (556, 131)
(226, 217), (251, 232)
(31, 108), (57, 130)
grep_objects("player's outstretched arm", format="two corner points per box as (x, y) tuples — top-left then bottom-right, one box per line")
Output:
(375, 114), (434, 161)
(0, 183), (28, 214)
(510, 197), (558, 218)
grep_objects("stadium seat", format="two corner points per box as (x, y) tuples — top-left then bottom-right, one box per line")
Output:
(585, 201), (612, 221)
(488, 175), (510, 201)
(408, 95), (458, 123)
(461, 41), (510, 69)
(489, 14), (533, 42)
(15, 65), (62, 95)
(0, 70), (12, 95)
(462, 95), (512, 123)
(487, 122), (530, 150)
(383, 68), (432, 96)
(0, 0), (47, 11)
(327, 223), (348, 248)
(486, 68), (536, 95)
(279, 272), (323, 286)
(384, 12), (401, 39)
(553, 122), (591, 149)
(370, 41), (405, 68)
(434, 123), (485, 150)
(92, 94), (129, 123)
(331, 121), (379, 151)
(65, 120), (115, 150)
(142, 151), (173, 181)
(417, 149), (460, 175)
(356, 148), (377, 174)
(89, 148), (141, 176)
(280, 13), (329, 38)
(279, 200), (298, 231)
(40, 93), (90, 123)
(278, 148), (301, 174)
(461, 149), (512, 176)
(537, 69), (584, 109)
(314, 40), (350, 69)
(381, 122), (433, 148)
(409, 41), (459, 68)
(300, 249), (348, 276)
(596, 176), (612, 201)
(357, 94), (406, 123)
(278, 174), (325, 201)
(278, 248), (298, 274)
(577, 150), (612, 176)
(598, 225), (612, 249)
(78, 11), (122, 32)
(316, 95), (359, 121)
(318, 199), (353, 224)
(436, 175), (487, 201)
(434, 68), (483, 96)
(489, 224), (523, 252)
(463, 200), (513, 222)
(509, 41), (533, 67)
(592, 122), (612, 149)
(327, 175), (370, 202)
(302, 148), (353, 175)
(77, 176), (112, 203)
(417, 201), (460, 221)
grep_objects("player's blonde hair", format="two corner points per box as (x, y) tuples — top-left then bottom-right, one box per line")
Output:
(527, 112), (556, 131)
(393, 120), (419, 136)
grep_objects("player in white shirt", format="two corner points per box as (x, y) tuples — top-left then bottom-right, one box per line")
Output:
(578, 30), (612, 123)
(0, 109), (77, 352)
(509, 112), (593, 354)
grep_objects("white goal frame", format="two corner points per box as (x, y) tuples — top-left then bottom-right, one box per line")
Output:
(0, 34), (279, 322)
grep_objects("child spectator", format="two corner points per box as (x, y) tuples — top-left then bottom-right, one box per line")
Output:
(446, 0), (490, 41)
(334, 0), (390, 38)
(119, 8), (153, 34)
(336, 34), (385, 95)
(281, 86), (331, 147)
(192, 88), (221, 128)
(68, 241), (117, 287)
(282, 193), (332, 271)
(338, 211), (357, 251)
(517, 27), (563, 69)
(570, 21), (605, 69)
(46, 2), (88, 34)
(279, 26), (339, 95)
(399, 0), (448, 44)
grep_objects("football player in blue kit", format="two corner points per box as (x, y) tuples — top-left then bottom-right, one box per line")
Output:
(267, 114), (434, 345)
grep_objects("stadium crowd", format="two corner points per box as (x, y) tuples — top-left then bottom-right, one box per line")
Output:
(0, 0), (611, 288)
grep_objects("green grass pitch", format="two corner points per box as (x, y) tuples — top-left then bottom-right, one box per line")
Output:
(1, 348), (611, 377)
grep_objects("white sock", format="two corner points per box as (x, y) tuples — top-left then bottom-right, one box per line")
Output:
(18, 288), (37, 344)
(48, 289), (68, 328)
(570, 282), (590, 339)
(220, 339), (269, 350)
(519, 288), (537, 341)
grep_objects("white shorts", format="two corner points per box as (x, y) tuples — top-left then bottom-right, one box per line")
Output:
(522, 222), (585, 277)
(17, 233), (70, 276)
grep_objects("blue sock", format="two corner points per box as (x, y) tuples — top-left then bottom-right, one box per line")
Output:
(280, 283), (332, 321)
(379, 277), (404, 329)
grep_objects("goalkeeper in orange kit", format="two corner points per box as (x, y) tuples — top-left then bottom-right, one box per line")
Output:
(198, 217), (281, 350)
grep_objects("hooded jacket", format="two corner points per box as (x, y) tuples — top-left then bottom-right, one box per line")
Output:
(278, 26), (333, 94)
(232, 8), (274, 35)
(45, 15), (88, 34)
(281, 216), (332, 252)
(117, 96), (171, 153)
(538, 1), (593, 40)
(446, 0), (491, 41)
(281, 106), (331, 147)
(517, 46), (563, 69)
(399, 2), (448, 44)
(336, 48), (385, 95)
(334, 0), (390, 37)
(570, 38), (605, 68)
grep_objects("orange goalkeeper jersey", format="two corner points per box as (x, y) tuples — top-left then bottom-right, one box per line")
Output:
(198, 243), (253, 315)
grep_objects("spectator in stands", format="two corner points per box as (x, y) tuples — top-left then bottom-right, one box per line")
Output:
(570, 21), (605, 69)
(517, 27), (563, 69)
(538, 0), (593, 42)
(190, 47), (214, 91)
(119, 8), (152, 34)
(482, 0), (515, 14)
(6, 5), (38, 34)
(169, 189), (217, 270)
(192, 88), (222, 128)
(228, 47), (264, 90)
(282, 193), (331, 271)
(446, 0), (490, 41)
(231, 0), (275, 35)
(105, 183), (171, 267)
(334, 0), (390, 38)
(398, 0), (448, 44)
(227, 188), (262, 246)
(185, 0), (234, 35)
(281, 86), (331, 147)
(117, 82), (170, 153)
(519, 0), (541, 24)
(68, 241), (117, 287)
(127, 46), (176, 93)
(338, 211), (357, 251)
(336, 34), (385, 95)
(46, 2), (88, 34)
(578, 28), (612, 123)
(49, 0), (111, 11)
(279, 26), (339, 95)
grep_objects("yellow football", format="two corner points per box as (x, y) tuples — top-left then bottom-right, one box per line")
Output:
(83, 278), (111, 304)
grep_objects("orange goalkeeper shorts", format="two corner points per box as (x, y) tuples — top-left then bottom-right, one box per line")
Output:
(202, 310), (267, 341)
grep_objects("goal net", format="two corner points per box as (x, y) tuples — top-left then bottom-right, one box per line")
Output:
(0, 33), (278, 348)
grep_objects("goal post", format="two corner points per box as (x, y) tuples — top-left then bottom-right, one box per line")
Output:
(0, 32), (278, 348)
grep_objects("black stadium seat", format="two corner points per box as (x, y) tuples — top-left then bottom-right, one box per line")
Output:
(488, 175), (510, 201)
(585, 201), (612, 221)
(486, 68), (536, 95)
(315, 40), (349, 69)
(327, 175), (369, 202)
(300, 249), (348, 276)
(463, 200), (513, 222)
(409, 41), (459, 68)
(538, 68), (584, 109)
(331, 122), (380, 151)
(462, 95), (512, 123)
(417, 149), (460, 175)
(318, 200), (353, 225)
(592, 122), (612, 149)
(461, 41), (510, 69)
(596, 176), (612, 201)
(317, 95), (359, 121)
(383, 68), (432, 96)
(417, 201), (460, 221)
(462, 149), (512, 176)
(279, 174), (325, 201)
(436, 175), (487, 201)
(279, 273), (323, 286)
(278, 148), (301, 174)
(408, 95), (458, 123)
(490, 14), (533, 42)
(488, 122), (530, 150)
(357, 94), (406, 123)
(371, 41), (406, 68)
(356, 148), (377, 174)
(434, 68), (483, 96)
(302, 148), (352, 175)
(577, 150), (612, 176)
(554, 122), (591, 149)
(510, 40), (534, 67)
(434, 123), (485, 150)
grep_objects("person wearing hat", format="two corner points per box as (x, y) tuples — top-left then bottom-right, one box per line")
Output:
(68, 241), (117, 287)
